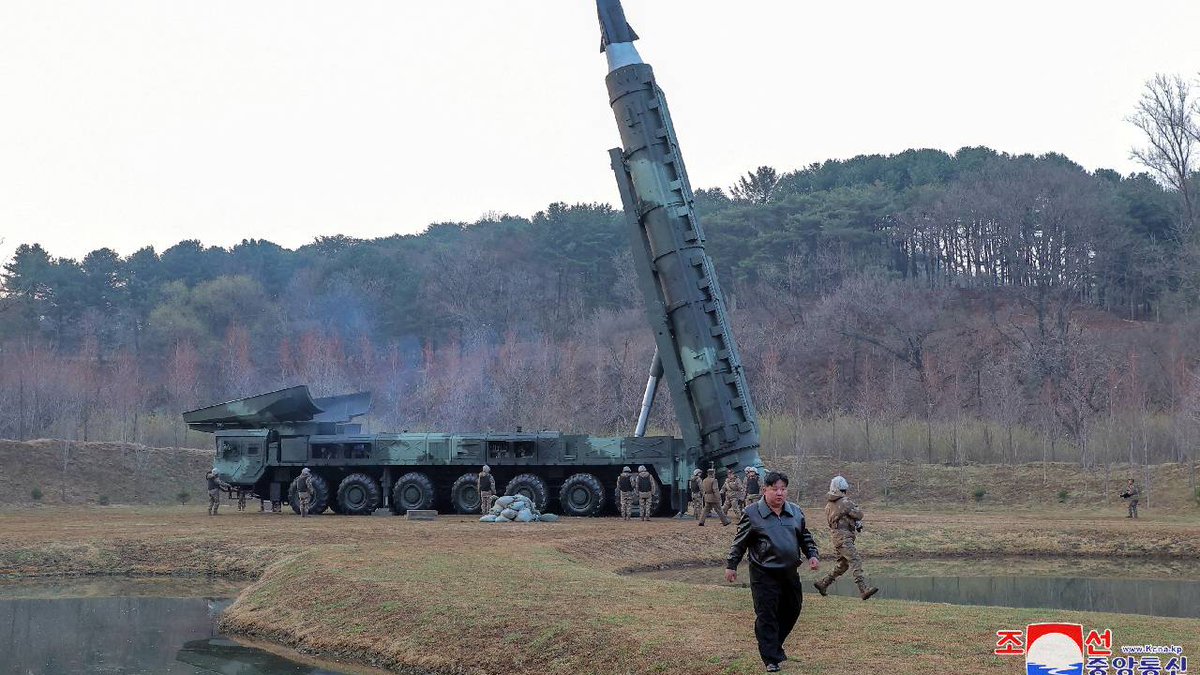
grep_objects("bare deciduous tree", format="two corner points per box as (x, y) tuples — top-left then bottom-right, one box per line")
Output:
(1128, 74), (1199, 231)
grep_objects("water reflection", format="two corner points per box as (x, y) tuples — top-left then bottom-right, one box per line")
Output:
(635, 560), (1200, 619)
(0, 589), (349, 674)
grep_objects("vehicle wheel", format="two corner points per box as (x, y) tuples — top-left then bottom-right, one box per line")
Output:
(392, 472), (435, 512)
(558, 473), (605, 517)
(612, 480), (661, 518)
(450, 473), (482, 515)
(328, 496), (342, 514)
(337, 473), (381, 515)
(288, 473), (330, 515)
(504, 473), (548, 511)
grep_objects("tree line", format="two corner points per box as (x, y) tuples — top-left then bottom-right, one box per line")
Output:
(2, 74), (1200, 473)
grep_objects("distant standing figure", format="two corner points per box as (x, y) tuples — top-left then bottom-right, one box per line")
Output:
(814, 475), (878, 600)
(206, 469), (229, 516)
(636, 465), (656, 521)
(236, 489), (248, 512)
(617, 467), (636, 521)
(723, 468), (746, 520)
(1121, 478), (1140, 519)
(698, 468), (730, 527)
(297, 468), (315, 518)
(744, 466), (761, 506)
(689, 469), (704, 519)
(478, 465), (497, 515)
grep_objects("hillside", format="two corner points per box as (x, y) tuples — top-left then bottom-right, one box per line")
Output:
(0, 439), (213, 505)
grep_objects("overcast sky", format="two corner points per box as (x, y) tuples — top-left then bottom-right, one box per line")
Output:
(1, 0), (1197, 266)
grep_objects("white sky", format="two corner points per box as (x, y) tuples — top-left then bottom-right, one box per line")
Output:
(1, 0), (1197, 265)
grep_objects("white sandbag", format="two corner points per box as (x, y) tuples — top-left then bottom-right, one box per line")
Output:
(494, 496), (516, 509)
(515, 509), (535, 522)
(479, 515), (497, 522)
(500, 508), (519, 520)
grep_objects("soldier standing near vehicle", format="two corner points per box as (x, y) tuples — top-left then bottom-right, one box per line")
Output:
(813, 475), (878, 600)
(478, 465), (496, 515)
(636, 465), (656, 521)
(723, 467), (746, 520)
(1121, 478), (1140, 519)
(296, 468), (315, 518)
(236, 488), (247, 512)
(206, 469), (229, 516)
(744, 466), (761, 506)
(617, 466), (636, 521)
(689, 469), (704, 519)
(698, 467), (730, 526)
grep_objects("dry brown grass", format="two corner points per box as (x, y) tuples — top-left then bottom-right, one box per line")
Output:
(0, 505), (1197, 674)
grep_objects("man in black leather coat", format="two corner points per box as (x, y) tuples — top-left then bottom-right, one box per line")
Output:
(724, 471), (820, 672)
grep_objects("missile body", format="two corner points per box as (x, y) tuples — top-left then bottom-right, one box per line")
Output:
(598, 0), (762, 474)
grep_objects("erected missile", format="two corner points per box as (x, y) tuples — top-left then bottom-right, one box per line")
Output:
(598, 0), (762, 472)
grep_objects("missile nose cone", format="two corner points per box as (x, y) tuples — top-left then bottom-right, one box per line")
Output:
(597, 0), (638, 53)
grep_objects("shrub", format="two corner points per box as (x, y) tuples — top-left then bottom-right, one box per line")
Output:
(30, 487), (42, 502)
(98, 495), (110, 506)
(972, 488), (986, 503)
(176, 491), (190, 505)
(1058, 489), (1069, 503)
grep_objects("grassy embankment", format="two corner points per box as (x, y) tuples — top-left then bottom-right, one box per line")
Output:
(0, 504), (1197, 675)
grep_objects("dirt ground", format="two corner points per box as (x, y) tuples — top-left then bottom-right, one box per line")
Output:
(0, 504), (1196, 674)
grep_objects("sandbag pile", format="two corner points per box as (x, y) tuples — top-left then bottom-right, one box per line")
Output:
(479, 495), (559, 523)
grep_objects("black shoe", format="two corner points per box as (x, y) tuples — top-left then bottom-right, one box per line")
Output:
(698, 522), (705, 526)
(765, 664), (780, 672)
(722, 521), (731, 526)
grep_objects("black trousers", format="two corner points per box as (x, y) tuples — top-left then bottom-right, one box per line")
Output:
(749, 564), (803, 665)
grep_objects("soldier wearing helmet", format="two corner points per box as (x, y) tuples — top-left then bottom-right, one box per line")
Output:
(477, 465), (497, 515)
(744, 466), (762, 505)
(635, 465), (656, 521)
(814, 475), (878, 600)
(722, 467), (746, 520)
(296, 468), (315, 518)
(205, 468), (230, 516)
(689, 469), (704, 520)
(616, 466), (636, 521)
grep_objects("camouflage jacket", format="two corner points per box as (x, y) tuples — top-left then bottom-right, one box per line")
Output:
(722, 476), (744, 500)
(824, 492), (863, 531)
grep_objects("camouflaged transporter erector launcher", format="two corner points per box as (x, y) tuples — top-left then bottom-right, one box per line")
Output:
(187, 0), (763, 518)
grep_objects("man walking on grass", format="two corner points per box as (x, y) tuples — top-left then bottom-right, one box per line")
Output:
(725, 471), (819, 672)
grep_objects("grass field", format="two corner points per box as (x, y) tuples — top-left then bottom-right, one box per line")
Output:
(0, 503), (1196, 674)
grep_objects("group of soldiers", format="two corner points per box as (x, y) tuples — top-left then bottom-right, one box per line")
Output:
(689, 466), (761, 526)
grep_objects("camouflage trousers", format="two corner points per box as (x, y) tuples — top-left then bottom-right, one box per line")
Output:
(818, 529), (870, 591)
(237, 491), (247, 512)
(638, 492), (653, 521)
(691, 493), (704, 519)
(208, 488), (221, 516)
(619, 491), (635, 520)
(724, 497), (745, 521)
(698, 500), (729, 526)
(1128, 499), (1139, 518)
(298, 492), (311, 518)
(479, 491), (494, 515)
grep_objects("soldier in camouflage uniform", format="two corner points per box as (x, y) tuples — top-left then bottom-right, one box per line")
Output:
(743, 466), (761, 506)
(636, 465), (656, 521)
(478, 465), (497, 515)
(814, 475), (878, 600)
(698, 468), (730, 526)
(236, 488), (247, 512)
(1121, 478), (1140, 519)
(689, 469), (704, 519)
(617, 467), (636, 521)
(296, 467), (315, 518)
(206, 469), (229, 516)
(722, 468), (746, 520)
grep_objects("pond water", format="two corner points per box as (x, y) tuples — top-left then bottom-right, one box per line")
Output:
(633, 557), (1200, 619)
(0, 578), (371, 675)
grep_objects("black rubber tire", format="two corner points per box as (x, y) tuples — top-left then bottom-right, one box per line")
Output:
(288, 473), (330, 515)
(450, 473), (483, 515)
(503, 473), (548, 511)
(328, 495), (343, 514)
(558, 473), (605, 517)
(613, 478), (661, 518)
(337, 473), (381, 515)
(392, 472), (435, 512)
